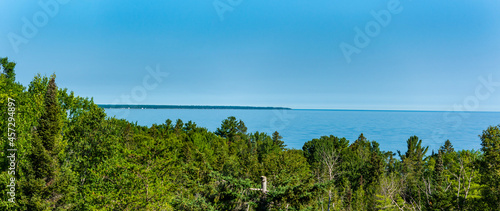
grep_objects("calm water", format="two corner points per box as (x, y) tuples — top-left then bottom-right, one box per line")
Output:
(104, 109), (500, 153)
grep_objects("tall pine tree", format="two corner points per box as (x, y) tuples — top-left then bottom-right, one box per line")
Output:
(20, 75), (75, 210)
(480, 125), (500, 209)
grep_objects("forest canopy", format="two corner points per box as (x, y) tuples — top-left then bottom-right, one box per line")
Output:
(1, 57), (500, 210)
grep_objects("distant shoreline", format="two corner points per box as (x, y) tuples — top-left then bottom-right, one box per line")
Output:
(98, 104), (292, 110)
(97, 105), (500, 112)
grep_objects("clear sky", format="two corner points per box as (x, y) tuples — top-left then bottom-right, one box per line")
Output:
(1, 0), (500, 110)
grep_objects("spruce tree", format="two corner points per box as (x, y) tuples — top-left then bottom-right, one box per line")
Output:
(37, 77), (61, 152)
(479, 125), (500, 209)
(272, 131), (286, 149)
(21, 76), (75, 210)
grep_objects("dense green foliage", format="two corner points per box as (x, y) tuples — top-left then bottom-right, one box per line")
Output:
(1, 57), (500, 210)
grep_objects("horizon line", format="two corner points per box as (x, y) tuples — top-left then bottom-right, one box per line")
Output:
(294, 108), (500, 113)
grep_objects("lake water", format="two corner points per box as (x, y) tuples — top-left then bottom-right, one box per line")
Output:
(104, 109), (500, 153)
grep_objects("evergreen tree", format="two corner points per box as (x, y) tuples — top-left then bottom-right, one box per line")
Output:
(37, 77), (62, 152)
(0, 57), (16, 82)
(440, 139), (455, 154)
(174, 119), (183, 134)
(429, 150), (453, 209)
(479, 125), (500, 209)
(215, 116), (247, 143)
(398, 136), (429, 209)
(20, 76), (76, 210)
(272, 131), (286, 150)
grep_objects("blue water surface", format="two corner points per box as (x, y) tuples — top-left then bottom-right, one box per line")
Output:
(104, 109), (500, 153)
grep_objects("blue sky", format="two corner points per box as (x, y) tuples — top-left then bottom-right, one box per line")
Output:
(1, 0), (500, 110)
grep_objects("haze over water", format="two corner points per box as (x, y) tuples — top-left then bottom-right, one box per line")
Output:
(105, 108), (500, 153)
